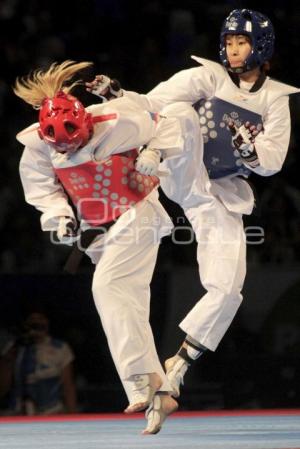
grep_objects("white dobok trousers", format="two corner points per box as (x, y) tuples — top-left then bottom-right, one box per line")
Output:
(89, 197), (172, 403)
(160, 102), (249, 352)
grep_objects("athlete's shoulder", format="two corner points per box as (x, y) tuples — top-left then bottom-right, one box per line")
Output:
(16, 122), (46, 149)
(265, 77), (300, 96)
(88, 96), (140, 118)
(86, 103), (119, 143)
(190, 56), (227, 78)
(87, 102), (119, 122)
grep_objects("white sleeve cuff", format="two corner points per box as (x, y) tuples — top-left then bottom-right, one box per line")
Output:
(41, 207), (75, 231)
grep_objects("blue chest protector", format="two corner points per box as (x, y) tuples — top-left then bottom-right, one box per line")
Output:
(194, 97), (262, 179)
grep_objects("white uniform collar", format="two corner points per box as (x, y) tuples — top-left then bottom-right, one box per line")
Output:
(191, 55), (300, 95)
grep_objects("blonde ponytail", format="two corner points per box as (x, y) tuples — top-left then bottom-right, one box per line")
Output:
(13, 60), (93, 108)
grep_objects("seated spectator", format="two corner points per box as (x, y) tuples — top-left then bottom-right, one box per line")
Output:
(0, 311), (77, 415)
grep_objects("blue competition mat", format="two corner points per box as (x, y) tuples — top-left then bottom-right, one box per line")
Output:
(0, 410), (300, 449)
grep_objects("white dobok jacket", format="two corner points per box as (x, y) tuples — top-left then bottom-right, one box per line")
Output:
(17, 96), (186, 243)
(125, 57), (300, 214)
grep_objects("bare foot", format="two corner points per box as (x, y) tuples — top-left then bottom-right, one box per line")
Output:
(124, 372), (162, 414)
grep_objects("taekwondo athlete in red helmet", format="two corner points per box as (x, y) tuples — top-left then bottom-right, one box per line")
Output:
(38, 91), (93, 154)
(13, 60), (193, 434)
(88, 9), (300, 414)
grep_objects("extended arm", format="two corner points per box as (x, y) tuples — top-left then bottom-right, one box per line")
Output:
(88, 66), (215, 113)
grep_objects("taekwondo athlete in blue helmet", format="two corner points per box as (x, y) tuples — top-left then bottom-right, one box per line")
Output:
(87, 8), (300, 426)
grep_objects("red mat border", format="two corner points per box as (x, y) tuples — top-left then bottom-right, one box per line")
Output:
(0, 409), (299, 423)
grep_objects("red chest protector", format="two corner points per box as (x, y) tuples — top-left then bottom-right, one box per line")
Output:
(54, 149), (159, 226)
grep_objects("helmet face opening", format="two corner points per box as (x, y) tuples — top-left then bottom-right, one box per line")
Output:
(64, 122), (78, 135)
(45, 125), (55, 138)
(219, 9), (275, 73)
(38, 91), (93, 153)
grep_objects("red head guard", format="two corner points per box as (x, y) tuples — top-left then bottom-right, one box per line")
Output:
(38, 91), (93, 153)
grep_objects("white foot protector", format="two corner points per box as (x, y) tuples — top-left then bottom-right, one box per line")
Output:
(142, 393), (178, 435)
(164, 355), (189, 398)
(125, 373), (161, 413)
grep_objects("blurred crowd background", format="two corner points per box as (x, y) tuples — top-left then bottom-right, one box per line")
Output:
(0, 0), (300, 415)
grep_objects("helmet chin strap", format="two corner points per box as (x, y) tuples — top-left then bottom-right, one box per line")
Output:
(228, 60), (260, 75)
(228, 65), (246, 74)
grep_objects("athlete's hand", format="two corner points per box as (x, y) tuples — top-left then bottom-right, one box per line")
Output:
(56, 216), (78, 246)
(229, 121), (262, 145)
(86, 75), (123, 101)
(135, 148), (161, 176)
(228, 121), (261, 164)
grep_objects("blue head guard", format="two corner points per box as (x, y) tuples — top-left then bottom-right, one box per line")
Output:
(219, 9), (275, 73)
